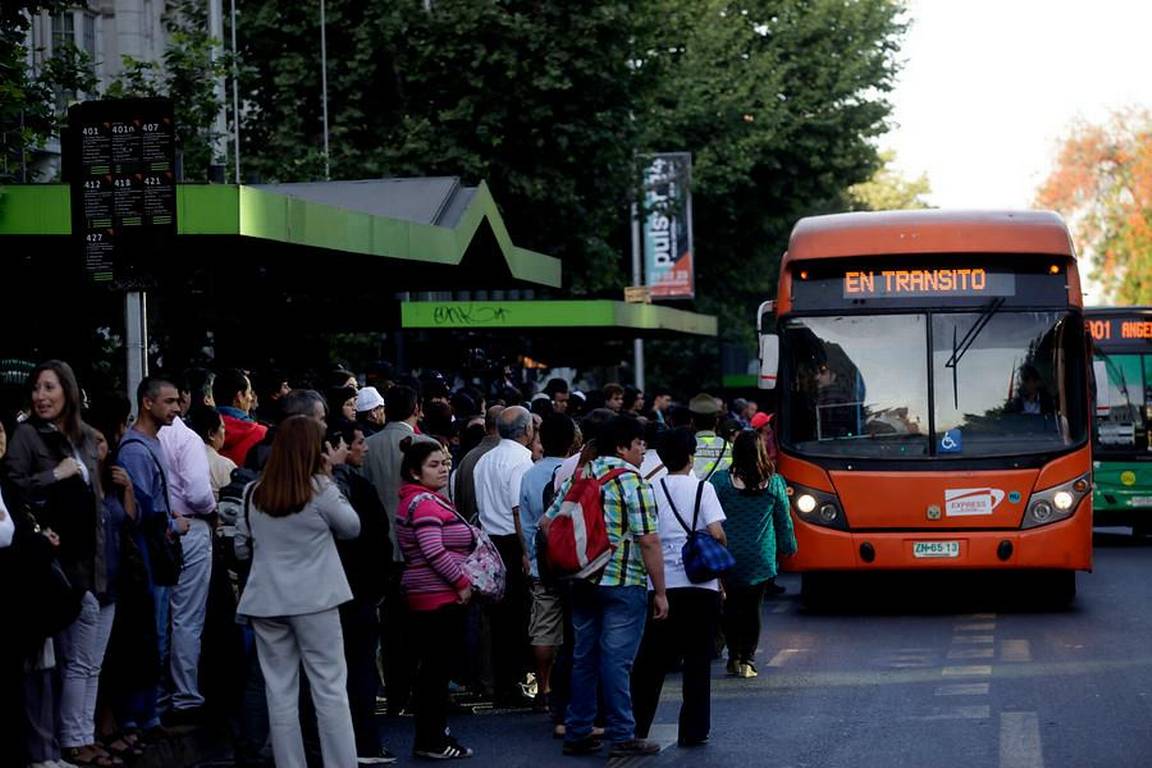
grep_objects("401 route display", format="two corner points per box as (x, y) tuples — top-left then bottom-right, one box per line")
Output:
(66, 98), (176, 286)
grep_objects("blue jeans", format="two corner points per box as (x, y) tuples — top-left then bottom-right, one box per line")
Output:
(564, 583), (648, 744)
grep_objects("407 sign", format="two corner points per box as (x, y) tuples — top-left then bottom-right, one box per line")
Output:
(66, 98), (176, 287)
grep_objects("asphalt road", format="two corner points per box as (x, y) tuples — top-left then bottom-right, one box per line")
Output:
(373, 528), (1152, 768)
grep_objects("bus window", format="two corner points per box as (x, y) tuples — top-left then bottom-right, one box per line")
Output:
(932, 311), (1086, 457)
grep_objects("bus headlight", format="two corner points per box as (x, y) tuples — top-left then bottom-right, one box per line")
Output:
(1022, 473), (1091, 530)
(789, 482), (848, 531)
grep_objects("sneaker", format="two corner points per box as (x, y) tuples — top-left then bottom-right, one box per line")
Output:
(725, 658), (740, 675)
(608, 739), (661, 757)
(553, 723), (566, 740)
(678, 735), (710, 747)
(737, 661), (759, 678)
(414, 740), (473, 760)
(561, 736), (602, 756)
(766, 579), (787, 596)
(358, 746), (399, 764)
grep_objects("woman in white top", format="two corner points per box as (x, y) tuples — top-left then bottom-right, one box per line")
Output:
(186, 406), (236, 500)
(630, 427), (726, 748)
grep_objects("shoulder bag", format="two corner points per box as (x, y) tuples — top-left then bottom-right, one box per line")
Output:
(406, 492), (506, 600)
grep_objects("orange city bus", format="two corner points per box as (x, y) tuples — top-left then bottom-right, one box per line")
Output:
(757, 210), (1092, 604)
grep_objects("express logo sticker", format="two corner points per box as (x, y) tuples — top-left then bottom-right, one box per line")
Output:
(945, 488), (1006, 517)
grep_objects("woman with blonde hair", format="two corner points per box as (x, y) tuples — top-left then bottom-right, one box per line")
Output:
(235, 415), (360, 768)
(710, 430), (796, 678)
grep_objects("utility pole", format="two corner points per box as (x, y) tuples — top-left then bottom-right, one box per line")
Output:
(230, 0), (241, 183)
(631, 200), (645, 391)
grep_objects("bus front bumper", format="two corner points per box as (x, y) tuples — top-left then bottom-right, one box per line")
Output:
(780, 504), (1093, 572)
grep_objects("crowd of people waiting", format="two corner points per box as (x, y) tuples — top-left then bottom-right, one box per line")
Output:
(0, 360), (795, 767)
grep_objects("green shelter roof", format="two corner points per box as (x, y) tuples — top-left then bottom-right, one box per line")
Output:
(0, 179), (560, 288)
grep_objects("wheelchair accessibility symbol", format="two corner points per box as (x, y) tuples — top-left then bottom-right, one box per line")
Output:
(940, 429), (962, 454)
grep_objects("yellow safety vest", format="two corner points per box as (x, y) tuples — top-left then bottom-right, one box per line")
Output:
(692, 432), (731, 480)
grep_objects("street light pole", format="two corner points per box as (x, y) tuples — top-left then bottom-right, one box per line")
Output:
(320, 0), (331, 180)
(230, 0), (241, 184)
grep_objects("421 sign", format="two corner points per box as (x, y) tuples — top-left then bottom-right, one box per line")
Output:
(66, 98), (176, 287)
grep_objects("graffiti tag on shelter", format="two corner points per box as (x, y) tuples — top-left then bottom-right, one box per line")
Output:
(432, 304), (511, 326)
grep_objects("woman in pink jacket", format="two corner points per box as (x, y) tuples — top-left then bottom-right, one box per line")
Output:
(396, 439), (475, 760)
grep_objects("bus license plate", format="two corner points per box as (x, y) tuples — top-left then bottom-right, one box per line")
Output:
(913, 541), (960, 559)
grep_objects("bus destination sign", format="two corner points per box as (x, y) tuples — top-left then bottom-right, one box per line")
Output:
(1086, 317), (1152, 343)
(842, 268), (1016, 299)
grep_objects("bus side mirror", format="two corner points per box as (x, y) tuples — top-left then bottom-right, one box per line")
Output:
(759, 334), (779, 390)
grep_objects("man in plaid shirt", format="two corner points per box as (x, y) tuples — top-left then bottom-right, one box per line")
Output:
(547, 416), (668, 758)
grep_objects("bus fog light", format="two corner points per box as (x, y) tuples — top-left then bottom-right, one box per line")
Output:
(819, 504), (838, 522)
(1053, 491), (1074, 511)
(797, 494), (817, 514)
(1031, 501), (1054, 523)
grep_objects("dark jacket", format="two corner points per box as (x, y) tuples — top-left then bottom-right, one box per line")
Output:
(333, 465), (391, 602)
(4, 419), (107, 597)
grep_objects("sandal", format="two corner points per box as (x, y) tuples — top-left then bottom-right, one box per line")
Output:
(102, 732), (146, 758)
(62, 745), (125, 767)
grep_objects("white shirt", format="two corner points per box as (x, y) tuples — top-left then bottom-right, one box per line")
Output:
(649, 474), (726, 591)
(0, 487), (13, 549)
(159, 417), (217, 517)
(474, 439), (534, 536)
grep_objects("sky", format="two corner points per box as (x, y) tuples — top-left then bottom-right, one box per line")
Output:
(885, 0), (1152, 211)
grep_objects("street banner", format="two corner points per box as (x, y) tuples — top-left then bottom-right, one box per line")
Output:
(641, 152), (694, 299)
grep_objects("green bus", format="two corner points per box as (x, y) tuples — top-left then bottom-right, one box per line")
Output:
(1086, 307), (1152, 533)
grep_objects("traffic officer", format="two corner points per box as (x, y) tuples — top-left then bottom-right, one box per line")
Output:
(689, 393), (732, 480)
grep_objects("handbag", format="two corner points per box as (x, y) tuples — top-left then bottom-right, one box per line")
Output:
(660, 478), (735, 584)
(9, 513), (82, 647)
(121, 437), (184, 586)
(407, 492), (506, 600)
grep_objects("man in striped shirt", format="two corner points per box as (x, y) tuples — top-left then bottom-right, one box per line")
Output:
(549, 416), (668, 758)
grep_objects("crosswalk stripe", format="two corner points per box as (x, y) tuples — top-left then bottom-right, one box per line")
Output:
(935, 683), (991, 696)
(1000, 712), (1044, 768)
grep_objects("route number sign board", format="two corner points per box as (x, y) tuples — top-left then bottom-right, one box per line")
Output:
(66, 98), (177, 287)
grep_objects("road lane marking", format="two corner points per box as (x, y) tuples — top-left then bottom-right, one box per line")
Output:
(935, 683), (991, 696)
(767, 648), (810, 667)
(961, 613), (998, 620)
(1002, 639), (1032, 663)
(909, 704), (991, 721)
(769, 602), (790, 614)
(942, 665), (993, 677)
(953, 635), (995, 644)
(1000, 712), (1044, 768)
(948, 647), (995, 660)
(955, 622), (997, 632)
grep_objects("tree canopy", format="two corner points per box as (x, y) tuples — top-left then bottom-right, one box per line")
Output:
(1036, 109), (1152, 304)
(234, 0), (906, 388)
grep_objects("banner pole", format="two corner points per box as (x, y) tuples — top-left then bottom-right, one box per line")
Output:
(631, 200), (645, 391)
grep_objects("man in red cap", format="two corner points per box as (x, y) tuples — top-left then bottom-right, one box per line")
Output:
(749, 412), (778, 463)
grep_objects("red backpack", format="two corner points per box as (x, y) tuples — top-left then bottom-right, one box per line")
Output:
(545, 465), (632, 580)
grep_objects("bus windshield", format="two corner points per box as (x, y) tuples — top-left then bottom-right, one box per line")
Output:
(1093, 349), (1152, 455)
(782, 310), (1087, 459)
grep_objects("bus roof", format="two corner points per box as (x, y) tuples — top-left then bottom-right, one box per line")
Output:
(785, 210), (1076, 264)
(1084, 306), (1152, 316)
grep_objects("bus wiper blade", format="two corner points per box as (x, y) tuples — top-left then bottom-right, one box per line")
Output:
(945, 297), (1006, 409)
